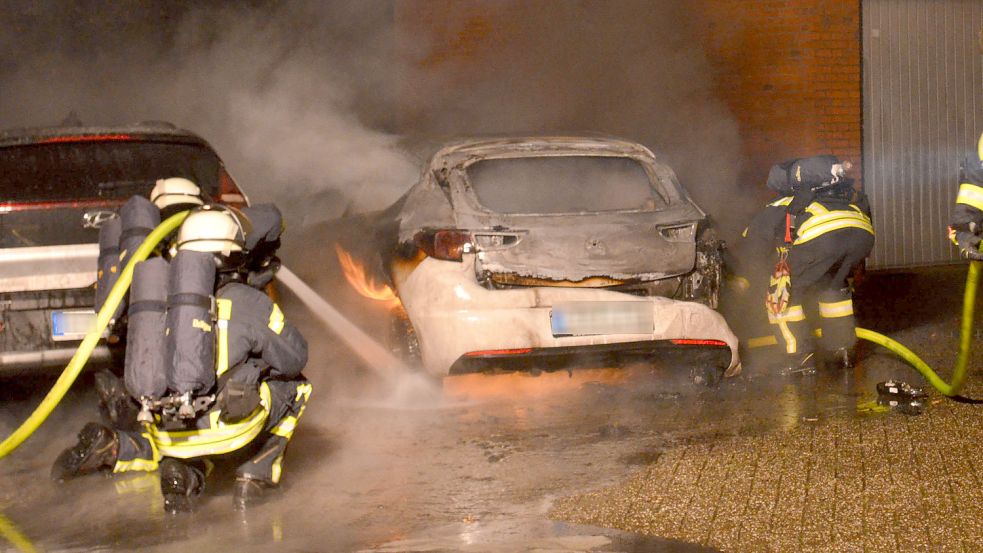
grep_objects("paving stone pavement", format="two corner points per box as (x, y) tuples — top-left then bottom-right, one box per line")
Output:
(552, 387), (983, 552)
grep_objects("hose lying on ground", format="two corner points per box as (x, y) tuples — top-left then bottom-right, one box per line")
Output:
(855, 259), (978, 397)
(0, 211), (189, 460)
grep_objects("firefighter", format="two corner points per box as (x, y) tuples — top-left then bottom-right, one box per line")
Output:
(739, 155), (875, 373)
(948, 133), (983, 260)
(52, 206), (311, 513)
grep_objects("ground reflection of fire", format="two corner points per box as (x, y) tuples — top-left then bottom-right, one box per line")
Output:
(334, 243), (402, 309)
(443, 368), (628, 402)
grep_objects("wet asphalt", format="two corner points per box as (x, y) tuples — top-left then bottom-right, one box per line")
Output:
(0, 264), (980, 552)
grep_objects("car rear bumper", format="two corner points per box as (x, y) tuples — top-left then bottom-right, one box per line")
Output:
(449, 339), (731, 375)
(396, 257), (740, 376)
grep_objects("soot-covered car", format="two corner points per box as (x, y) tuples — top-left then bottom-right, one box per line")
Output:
(338, 137), (740, 379)
(0, 122), (248, 374)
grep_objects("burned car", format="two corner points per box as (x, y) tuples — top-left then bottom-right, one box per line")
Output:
(0, 122), (248, 374)
(335, 137), (740, 379)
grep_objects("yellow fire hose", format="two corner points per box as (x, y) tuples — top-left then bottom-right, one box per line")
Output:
(0, 211), (189, 460)
(855, 259), (979, 397)
(0, 511), (36, 553)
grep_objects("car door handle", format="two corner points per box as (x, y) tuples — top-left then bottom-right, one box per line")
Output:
(82, 209), (118, 229)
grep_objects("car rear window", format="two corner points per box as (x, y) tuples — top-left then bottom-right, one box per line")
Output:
(465, 156), (665, 214)
(0, 140), (221, 202)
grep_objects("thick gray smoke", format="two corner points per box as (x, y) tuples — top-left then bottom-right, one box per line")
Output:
(0, 1), (418, 228)
(395, 0), (747, 235)
(1, 1), (747, 234)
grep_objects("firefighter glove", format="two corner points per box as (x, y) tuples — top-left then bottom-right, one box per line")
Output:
(955, 230), (983, 260)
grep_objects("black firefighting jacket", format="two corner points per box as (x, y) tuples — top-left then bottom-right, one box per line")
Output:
(950, 133), (983, 230)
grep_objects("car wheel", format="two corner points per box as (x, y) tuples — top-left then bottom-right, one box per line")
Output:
(388, 306), (421, 364)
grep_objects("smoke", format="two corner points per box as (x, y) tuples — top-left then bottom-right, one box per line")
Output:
(0, 1), (418, 228)
(395, 0), (748, 236)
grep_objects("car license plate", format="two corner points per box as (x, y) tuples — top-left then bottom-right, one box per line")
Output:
(51, 310), (100, 341)
(551, 301), (654, 336)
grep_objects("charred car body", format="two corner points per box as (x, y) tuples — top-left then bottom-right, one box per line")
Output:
(0, 122), (248, 374)
(344, 137), (739, 378)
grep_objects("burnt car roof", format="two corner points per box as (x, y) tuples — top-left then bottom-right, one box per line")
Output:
(0, 123), (212, 149)
(428, 136), (660, 169)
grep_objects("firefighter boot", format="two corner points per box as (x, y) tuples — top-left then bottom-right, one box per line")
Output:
(159, 458), (206, 514)
(232, 476), (279, 511)
(51, 422), (119, 482)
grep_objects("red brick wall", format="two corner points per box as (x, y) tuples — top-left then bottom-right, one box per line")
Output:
(692, 0), (862, 188)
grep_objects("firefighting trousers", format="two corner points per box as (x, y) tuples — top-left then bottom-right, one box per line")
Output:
(113, 376), (311, 484)
(767, 228), (873, 356)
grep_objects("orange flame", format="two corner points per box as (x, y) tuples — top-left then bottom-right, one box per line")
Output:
(334, 243), (401, 309)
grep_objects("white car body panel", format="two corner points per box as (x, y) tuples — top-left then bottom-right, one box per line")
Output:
(397, 255), (740, 376)
(0, 243), (98, 293)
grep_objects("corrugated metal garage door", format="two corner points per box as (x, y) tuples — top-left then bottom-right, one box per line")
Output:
(863, 0), (983, 268)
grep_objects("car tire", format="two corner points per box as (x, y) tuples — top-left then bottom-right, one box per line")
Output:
(388, 307), (421, 364)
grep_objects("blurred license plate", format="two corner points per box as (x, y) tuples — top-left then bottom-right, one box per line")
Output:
(551, 301), (653, 336)
(51, 310), (99, 341)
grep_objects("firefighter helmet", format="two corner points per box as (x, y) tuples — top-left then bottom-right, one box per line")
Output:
(175, 205), (249, 258)
(150, 177), (204, 211)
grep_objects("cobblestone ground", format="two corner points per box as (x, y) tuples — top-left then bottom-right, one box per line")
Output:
(552, 265), (983, 552)
(552, 389), (983, 552)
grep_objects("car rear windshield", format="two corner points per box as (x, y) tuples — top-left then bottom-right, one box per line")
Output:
(465, 155), (665, 214)
(0, 140), (221, 202)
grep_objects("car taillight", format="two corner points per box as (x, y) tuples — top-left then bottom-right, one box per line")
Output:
(670, 339), (728, 347)
(414, 230), (474, 261)
(217, 167), (247, 208)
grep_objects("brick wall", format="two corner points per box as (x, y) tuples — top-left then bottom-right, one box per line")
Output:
(692, 0), (862, 188)
(395, 0), (862, 197)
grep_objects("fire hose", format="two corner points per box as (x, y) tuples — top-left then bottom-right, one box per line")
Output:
(855, 258), (979, 397)
(0, 211), (190, 460)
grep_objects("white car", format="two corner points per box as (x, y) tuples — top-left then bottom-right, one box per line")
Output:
(343, 137), (740, 379)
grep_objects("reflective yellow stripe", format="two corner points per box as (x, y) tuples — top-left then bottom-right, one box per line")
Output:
(113, 457), (158, 473)
(769, 197), (793, 207)
(272, 453), (284, 484)
(978, 132), (983, 161)
(776, 320), (796, 354)
(152, 383), (271, 458)
(295, 382), (313, 402)
(767, 305), (805, 323)
(270, 416), (297, 439)
(956, 183), (983, 212)
(216, 298), (232, 377)
(794, 211), (874, 244)
(819, 299), (854, 318)
(268, 303), (285, 335)
(747, 335), (778, 349)
(804, 202), (827, 216)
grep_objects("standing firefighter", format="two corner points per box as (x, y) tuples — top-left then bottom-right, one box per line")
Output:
(740, 155), (875, 373)
(948, 133), (983, 260)
(53, 204), (311, 513)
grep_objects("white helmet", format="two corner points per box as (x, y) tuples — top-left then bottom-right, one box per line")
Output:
(150, 177), (204, 210)
(175, 205), (249, 257)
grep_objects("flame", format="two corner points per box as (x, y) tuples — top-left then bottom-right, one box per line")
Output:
(334, 243), (401, 309)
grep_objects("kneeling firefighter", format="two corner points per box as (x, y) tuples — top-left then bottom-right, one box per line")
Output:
(738, 155), (875, 373)
(53, 205), (311, 513)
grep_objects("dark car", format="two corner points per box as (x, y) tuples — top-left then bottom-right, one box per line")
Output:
(0, 122), (248, 374)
